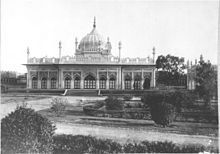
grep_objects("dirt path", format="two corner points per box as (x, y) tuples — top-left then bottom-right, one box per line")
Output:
(55, 122), (218, 147)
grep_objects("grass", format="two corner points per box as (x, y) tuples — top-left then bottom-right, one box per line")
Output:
(38, 103), (218, 137)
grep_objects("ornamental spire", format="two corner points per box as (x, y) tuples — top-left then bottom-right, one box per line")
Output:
(93, 17), (96, 28)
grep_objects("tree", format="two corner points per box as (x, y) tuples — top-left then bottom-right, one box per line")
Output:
(156, 54), (186, 86)
(194, 59), (217, 106)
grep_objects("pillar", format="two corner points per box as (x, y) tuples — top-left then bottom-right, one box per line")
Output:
(122, 71), (124, 90)
(47, 79), (50, 89)
(153, 69), (156, 88)
(96, 69), (99, 89)
(106, 69), (109, 89)
(71, 79), (74, 89)
(131, 72), (134, 90)
(141, 69), (144, 90)
(80, 79), (83, 89)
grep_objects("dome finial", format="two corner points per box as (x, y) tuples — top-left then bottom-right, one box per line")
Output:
(93, 17), (96, 28)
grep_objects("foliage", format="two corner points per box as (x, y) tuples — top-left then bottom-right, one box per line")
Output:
(53, 134), (215, 153)
(156, 54), (186, 86)
(123, 94), (133, 101)
(53, 135), (123, 153)
(51, 97), (68, 116)
(194, 60), (217, 106)
(142, 92), (176, 126)
(1, 106), (56, 154)
(105, 95), (124, 111)
(156, 54), (186, 73)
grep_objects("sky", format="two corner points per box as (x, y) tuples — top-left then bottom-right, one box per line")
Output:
(1, 0), (219, 73)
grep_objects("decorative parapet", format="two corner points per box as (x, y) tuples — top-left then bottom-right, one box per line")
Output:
(28, 55), (155, 65)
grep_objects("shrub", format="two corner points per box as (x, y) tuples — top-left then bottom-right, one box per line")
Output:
(1, 106), (56, 154)
(53, 135), (123, 153)
(123, 94), (133, 101)
(142, 92), (175, 127)
(52, 135), (214, 153)
(105, 95), (124, 111)
(51, 97), (68, 116)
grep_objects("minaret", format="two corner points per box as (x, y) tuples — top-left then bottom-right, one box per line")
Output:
(152, 47), (156, 63)
(75, 37), (78, 52)
(27, 47), (30, 63)
(200, 54), (203, 62)
(59, 41), (62, 60)
(93, 17), (96, 28)
(118, 41), (122, 62)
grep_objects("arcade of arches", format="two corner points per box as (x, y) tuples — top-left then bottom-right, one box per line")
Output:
(27, 66), (155, 90)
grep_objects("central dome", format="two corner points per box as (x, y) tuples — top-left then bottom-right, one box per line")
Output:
(77, 18), (111, 53)
(79, 28), (105, 51)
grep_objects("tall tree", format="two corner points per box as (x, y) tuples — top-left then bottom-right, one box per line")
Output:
(156, 54), (185, 73)
(194, 59), (217, 106)
(156, 54), (186, 86)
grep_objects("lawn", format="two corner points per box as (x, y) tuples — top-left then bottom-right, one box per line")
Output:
(38, 101), (218, 148)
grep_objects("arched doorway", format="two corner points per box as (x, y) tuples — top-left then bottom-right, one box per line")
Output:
(84, 75), (96, 89)
(64, 77), (71, 89)
(41, 77), (47, 89)
(143, 78), (151, 89)
(32, 77), (38, 89)
(51, 78), (56, 89)
(74, 76), (80, 89)
(99, 76), (107, 89)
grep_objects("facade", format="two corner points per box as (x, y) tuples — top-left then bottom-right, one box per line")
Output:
(25, 18), (156, 90)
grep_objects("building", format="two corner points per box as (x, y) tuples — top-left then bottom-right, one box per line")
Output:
(24, 18), (156, 90)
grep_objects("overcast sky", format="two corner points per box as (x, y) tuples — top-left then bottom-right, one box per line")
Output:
(1, 0), (219, 73)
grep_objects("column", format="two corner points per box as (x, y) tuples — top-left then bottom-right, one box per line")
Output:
(131, 72), (134, 90)
(122, 71), (124, 90)
(80, 71), (83, 89)
(26, 69), (29, 88)
(152, 69), (156, 88)
(141, 69), (144, 90)
(47, 79), (50, 89)
(96, 69), (99, 89)
(58, 68), (62, 89)
(106, 69), (109, 89)
(38, 79), (41, 89)
(71, 79), (74, 89)
(60, 70), (64, 88)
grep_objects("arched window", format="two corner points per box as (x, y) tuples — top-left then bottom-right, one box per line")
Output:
(51, 78), (56, 89)
(124, 75), (131, 90)
(32, 77), (37, 89)
(74, 76), (80, 89)
(84, 75), (96, 89)
(41, 77), (47, 89)
(109, 76), (116, 89)
(99, 76), (106, 89)
(134, 75), (141, 90)
(64, 77), (71, 89)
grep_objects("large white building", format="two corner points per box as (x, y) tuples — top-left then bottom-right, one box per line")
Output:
(25, 18), (156, 90)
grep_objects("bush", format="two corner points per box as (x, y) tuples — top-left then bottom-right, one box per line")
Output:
(51, 97), (68, 116)
(123, 94), (133, 101)
(142, 92), (175, 127)
(53, 135), (123, 153)
(105, 95), (124, 111)
(1, 106), (56, 154)
(53, 135), (215, 153)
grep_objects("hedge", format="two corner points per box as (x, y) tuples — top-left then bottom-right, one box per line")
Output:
(53, 135), (218, 153)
